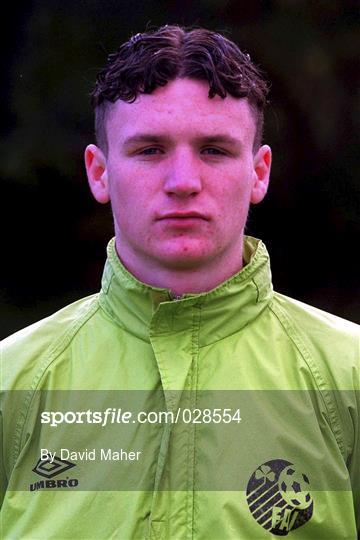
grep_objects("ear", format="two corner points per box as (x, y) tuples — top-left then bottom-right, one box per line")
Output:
(250, 145), (272, 204)
(84, 144), (110, 204)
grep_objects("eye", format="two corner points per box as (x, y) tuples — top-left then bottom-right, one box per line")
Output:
(139, 147), (164, 155)
(201, 147), (227, 156)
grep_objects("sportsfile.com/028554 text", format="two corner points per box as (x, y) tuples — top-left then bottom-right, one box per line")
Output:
(40, 408), (242, 427)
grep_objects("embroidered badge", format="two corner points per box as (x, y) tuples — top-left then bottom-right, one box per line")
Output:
(246, 459), (313, 536)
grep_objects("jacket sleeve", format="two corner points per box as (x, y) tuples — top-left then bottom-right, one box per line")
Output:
(0, 406), (6, 508)
(347, 386), (360, 534)
(274, 293), (360, 533)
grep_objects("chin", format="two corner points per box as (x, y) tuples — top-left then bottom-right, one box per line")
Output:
(155, 243), (215, 270)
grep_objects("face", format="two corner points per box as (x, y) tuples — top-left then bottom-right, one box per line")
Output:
(85, 78), (271, 283)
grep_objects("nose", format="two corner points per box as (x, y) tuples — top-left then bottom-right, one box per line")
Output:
(163, 148), (202, 198)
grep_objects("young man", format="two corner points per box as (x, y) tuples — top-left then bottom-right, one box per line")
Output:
(1, 26), (359, 539)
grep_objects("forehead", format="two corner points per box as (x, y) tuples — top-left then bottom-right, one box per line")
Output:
(105, 78), (256, 143)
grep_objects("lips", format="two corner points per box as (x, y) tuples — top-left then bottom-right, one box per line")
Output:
(157, 212), (209, 220)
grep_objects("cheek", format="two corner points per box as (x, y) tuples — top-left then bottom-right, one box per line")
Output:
(212, 193), (251, 243)
(108, 166), (150, 215)
(215, 178), (252, 219)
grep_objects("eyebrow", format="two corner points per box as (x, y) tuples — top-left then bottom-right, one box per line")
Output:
(195, 135), (241, 147)
(123, 134), (169, 147)
(122, 133), (242, 147)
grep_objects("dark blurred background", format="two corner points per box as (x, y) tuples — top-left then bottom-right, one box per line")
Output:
(1, 0), (359, 338)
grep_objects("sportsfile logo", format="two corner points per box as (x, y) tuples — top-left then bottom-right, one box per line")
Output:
(30, 457), (79, 491)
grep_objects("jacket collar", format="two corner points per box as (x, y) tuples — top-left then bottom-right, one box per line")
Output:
(99, 236), (273, 346)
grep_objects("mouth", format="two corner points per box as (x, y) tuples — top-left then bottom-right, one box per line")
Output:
(157, 212), (209, 221)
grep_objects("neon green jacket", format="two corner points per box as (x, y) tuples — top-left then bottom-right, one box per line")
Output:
(1, 237), (359, 539)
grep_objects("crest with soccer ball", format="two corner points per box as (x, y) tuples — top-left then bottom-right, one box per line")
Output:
(246, 459), (313, 536)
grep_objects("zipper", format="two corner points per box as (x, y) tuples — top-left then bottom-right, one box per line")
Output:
(169, 293), (183, 301)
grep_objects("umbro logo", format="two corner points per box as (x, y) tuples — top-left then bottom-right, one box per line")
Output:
(30, 457), (79, 491)
(32, 457), (76, 478)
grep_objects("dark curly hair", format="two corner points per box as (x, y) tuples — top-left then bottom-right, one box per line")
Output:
(91, 25), (269, 152)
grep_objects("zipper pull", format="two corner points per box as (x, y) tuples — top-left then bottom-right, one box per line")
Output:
(169, 292), (183, 301)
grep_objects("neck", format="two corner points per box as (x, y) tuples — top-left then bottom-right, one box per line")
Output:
(114, 239), (245, 297)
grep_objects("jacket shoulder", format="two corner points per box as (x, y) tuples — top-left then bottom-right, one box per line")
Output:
(270, 292), (359, 390)
(1, 294), (100, 390)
